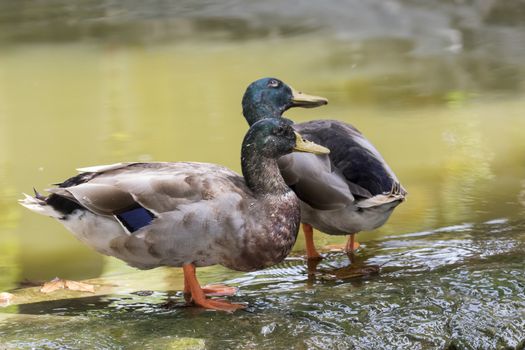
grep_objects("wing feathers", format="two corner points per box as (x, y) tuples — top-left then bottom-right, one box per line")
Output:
(76, 162), (134, 173)
(52, 183), (137, 216)
(44, 162), (250, 218)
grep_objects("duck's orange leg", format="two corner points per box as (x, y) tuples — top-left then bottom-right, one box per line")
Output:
(183, 269), (192, 303)
(182, 263), (244, 312)
(303, 223), (322, 260)
(345, 233), (360, 252)
(325, 233), (360, 252)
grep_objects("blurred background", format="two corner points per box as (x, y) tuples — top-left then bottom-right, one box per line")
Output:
(0, 0), (524, 321)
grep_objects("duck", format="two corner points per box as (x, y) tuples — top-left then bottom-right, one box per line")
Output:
(19, 118), (329, 311)
(242, 78), (407, 260)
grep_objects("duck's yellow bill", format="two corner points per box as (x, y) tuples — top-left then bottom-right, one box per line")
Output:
(290, 87), (328, 108)
(293, 132), (330, 155)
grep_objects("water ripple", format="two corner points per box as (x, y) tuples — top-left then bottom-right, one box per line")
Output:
(1, 219), (525, 349)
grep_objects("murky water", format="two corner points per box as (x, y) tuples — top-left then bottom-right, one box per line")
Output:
(1, 1), (525, 349)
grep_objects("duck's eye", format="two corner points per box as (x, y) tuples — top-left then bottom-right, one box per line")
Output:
(268, 79), (280, 88)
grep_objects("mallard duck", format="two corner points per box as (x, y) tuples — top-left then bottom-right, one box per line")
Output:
(242, 78), (406, 259)
(19, 118), (329, 311)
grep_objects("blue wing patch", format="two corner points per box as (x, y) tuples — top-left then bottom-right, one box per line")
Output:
(116, 205), (155, 233)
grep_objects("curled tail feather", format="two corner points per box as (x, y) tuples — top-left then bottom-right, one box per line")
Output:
(19, 193), (63, 219)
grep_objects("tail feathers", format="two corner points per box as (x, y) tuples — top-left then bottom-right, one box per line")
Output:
(355, 193), (405, 209)
(33, 188), (46, 200)
(19, 193), (63, 218)
(356, 180), (407, 209)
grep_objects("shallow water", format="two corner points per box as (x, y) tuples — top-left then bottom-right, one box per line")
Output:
(1, 220), (524, 349)
(1, 1), (525, 349)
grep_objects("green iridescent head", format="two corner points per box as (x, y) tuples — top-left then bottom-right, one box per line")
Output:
(242, 78), (328, 126)
(242, 118), (329, 159)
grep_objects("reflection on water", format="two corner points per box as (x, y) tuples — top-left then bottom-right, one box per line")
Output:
(1, 1), (525, 348)
(441, 114), (494, 223)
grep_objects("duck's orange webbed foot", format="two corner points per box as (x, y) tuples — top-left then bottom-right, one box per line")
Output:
(192, 297), (245, 312)
(202, 284), (238, 296)
(303, 223), (323, 261)
(183, 264), (245, 312)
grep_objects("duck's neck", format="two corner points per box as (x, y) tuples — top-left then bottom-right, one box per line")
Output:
(241, 146), (291, 197)
(243, 103), (282, 126)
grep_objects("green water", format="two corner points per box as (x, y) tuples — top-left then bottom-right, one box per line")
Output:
(1, 1), (525, 349)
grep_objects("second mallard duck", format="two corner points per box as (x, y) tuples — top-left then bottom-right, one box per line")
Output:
(242, 78), (407, 259)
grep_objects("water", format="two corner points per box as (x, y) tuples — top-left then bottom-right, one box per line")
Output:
(1, 1), (525, 348)
(1, 221), (524, 348)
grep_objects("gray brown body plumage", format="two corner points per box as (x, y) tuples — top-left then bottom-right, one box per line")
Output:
(22, 162), (300, 271)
